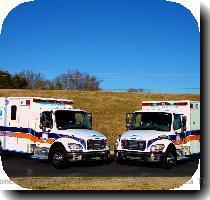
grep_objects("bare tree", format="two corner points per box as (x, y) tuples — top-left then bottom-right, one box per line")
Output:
(55, 70), (101, 91)
(18, 70), (45, 89)
(127, 88), (144, 93)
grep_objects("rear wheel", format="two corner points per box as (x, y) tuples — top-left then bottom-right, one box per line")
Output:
(49, 148), (68, 169)
(0, 142), (7, 160)
(162, 146), (177, 169)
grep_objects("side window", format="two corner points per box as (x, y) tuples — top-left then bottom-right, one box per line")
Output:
(173, 114), (181, 131)
(11, 105), (17, 120)
(40, 111), (53, 129)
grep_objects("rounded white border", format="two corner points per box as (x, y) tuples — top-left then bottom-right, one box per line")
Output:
(0, 0), (203, 194)
(0, 0), (34, 34)
(166, 0), (200, 32)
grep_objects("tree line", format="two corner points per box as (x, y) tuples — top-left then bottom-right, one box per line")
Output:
(0, 70), (101, 91)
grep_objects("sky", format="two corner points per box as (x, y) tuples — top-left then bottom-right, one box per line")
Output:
(0, 0), (200, 93)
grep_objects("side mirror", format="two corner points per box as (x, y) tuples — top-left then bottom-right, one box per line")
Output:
(126, 124), (130, 130)
(181, 116), (187, 132)
(126, 113), (133, 130)
(87, 113), (92, 129)
(39, 124), (43, 130)
(39, 123), (47, 131)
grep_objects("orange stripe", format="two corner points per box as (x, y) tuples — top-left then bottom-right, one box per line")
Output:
(13, 132), (55, 144)
(13, 132), (33, 140)
(172, 135), (200, 145)
(186, 135), (200, 142)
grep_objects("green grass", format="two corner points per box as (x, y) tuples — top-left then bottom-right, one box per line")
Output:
(0, 89), (199, 149)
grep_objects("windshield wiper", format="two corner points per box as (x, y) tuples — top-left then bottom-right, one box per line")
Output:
(153, 127), (170, 132)
(132, 127), (153, 130)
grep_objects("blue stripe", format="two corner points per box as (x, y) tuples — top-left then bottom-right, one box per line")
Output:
(168, 135), (176, 140)
(178, 157), (190, 161)
(3, 149), (29, 154)
(186, 130), (200, 136)
(147, 138), (160, 147)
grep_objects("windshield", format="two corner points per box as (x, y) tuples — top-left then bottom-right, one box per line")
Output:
(129, 112), (172, 131)
(55, 110), (92, 130)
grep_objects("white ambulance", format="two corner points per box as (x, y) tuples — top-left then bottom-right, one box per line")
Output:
(0, 97), (110, 168)
(115, 100), (200, 168)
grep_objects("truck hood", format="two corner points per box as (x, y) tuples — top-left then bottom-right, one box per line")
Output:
(60, 129), (107, 140)
(121, 130), (170, 141)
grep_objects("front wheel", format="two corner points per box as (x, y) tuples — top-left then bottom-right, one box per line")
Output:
(49, 148), (68, 169)
(162, 146), (177, 169)
(116, 153), (126, 164)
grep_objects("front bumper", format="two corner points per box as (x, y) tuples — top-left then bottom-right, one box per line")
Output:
(116, 150), (164, 162)
(67, 150), (110, 161)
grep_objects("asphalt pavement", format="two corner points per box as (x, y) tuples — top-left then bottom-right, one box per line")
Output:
(1, 153), (199, 178)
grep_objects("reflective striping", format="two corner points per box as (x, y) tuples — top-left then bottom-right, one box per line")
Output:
(147, 130), (200, 147)
(142, 102), (188, 107)
(6, 132), (55, 144)
(13, 132), (33, 140)
(185, 135), (200, 142)
(0, 126), (85, 146)
(33, 98), (73, 105)
(147, 138), (160, 147)
(172, 134), (200, 145)
(186, 130), (200, 136)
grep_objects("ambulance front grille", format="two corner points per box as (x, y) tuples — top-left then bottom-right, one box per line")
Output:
(87, 139), (106, 150)
(121, 140), (146, 151)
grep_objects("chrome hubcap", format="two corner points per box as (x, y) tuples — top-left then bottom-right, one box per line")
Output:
(53, 152), (63, 164)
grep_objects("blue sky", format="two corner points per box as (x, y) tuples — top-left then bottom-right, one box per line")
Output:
(0, 0), (200, 93)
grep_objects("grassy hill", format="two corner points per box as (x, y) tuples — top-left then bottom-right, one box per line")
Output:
(0, 89), (200, 149)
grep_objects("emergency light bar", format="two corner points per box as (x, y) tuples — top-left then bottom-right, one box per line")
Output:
(33, 98), (73, 105)
(20, 99), (31, 106)
(142, 102), (188, 106)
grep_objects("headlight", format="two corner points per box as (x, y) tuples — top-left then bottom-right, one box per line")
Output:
(150, 144), (165, 152)
(68, 143), (83, 150)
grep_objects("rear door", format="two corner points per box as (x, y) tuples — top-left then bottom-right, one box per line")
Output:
(3, 102), (18, 151)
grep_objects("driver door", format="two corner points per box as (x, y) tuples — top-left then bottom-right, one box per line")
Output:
(173, 114), (185, 144)
(39, 111), (53, 143)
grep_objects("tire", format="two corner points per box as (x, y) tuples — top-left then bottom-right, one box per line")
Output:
(101, 153), (107, 161)
(162, 146), (177, 169)
(49, 147), (68, 169)
(116, 155), (126, 164)
(116, 158), (124, 164)
(0, 150), (9, 160)
(0, 142), (7, 160)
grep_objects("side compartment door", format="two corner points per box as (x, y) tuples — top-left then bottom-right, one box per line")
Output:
(16, 105), (31, 153)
